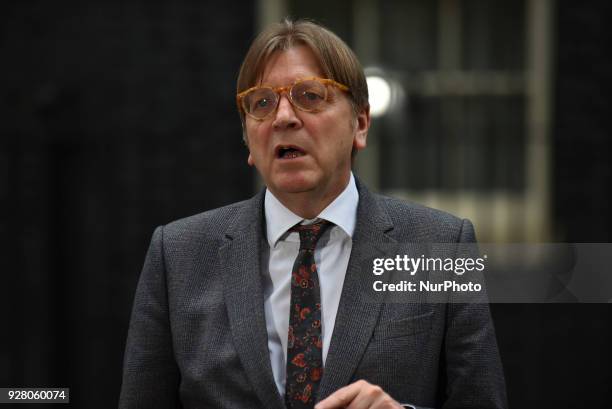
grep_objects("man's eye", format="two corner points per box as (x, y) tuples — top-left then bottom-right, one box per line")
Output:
(303, 91), (323, 101)
(256, 98), (269, 108)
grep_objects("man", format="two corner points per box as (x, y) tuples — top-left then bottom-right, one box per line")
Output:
(119, 20), (507, 409)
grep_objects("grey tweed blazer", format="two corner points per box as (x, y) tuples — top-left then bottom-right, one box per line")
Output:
(119, 180), (507, 409)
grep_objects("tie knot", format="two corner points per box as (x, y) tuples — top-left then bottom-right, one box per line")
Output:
(289, 220), (331, 251)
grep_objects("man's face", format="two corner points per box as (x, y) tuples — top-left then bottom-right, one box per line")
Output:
(245, 45), (369, 203)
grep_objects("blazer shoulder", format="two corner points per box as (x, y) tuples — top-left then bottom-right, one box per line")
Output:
(374, 193), (473, 242)
(161, 197), (255, 242)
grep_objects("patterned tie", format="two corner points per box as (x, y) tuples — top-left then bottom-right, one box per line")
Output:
(285, 220), (331, 409)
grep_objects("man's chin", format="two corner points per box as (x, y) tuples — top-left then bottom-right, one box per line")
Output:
(272, 182), (316, 195)
(269, 174), (318, 195)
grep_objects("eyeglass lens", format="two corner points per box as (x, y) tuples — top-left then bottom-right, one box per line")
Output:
(243, 80), (328, 119)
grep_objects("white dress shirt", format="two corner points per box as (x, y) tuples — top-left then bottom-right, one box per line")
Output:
(262, 173), (358, 396)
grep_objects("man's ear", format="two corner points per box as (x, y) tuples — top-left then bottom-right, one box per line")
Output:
(243, 127), (255, 166)
(353, 105), (370, 151)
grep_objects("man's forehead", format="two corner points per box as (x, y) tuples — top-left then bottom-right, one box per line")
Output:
(257, 46), (325, 86)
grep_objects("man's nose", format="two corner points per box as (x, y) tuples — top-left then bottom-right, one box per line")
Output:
(272, 94), (301, 130)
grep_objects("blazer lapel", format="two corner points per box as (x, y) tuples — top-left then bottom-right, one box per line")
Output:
(317, 181), (398, 401)
(221, 191), (286, 409)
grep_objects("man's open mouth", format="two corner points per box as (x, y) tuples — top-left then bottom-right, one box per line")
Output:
(276, 145), (306, 159)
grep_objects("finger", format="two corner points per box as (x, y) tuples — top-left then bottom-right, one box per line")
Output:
(369, 393), (403, 409)
(345, 383), (387, 409)
(315, 381), (366, 409)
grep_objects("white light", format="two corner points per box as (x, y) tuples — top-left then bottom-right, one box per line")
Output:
(366, 75), (392, 117)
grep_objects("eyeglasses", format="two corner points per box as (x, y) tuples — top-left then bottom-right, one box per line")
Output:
(236, 77), (350, 120)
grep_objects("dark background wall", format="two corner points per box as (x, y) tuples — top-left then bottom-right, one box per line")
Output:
(494, 2), (612, 407)
(1, 1), (254, 408)
(1, 1), (611, 408)
(553, 1), (611, 242)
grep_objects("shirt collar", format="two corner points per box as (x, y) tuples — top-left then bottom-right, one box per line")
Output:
(264, 173), (359, 247)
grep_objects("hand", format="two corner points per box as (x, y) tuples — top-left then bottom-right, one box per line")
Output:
(315, 379), (404, 409)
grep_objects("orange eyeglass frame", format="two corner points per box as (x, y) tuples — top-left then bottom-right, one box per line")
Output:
(236, 77), (350, 120)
